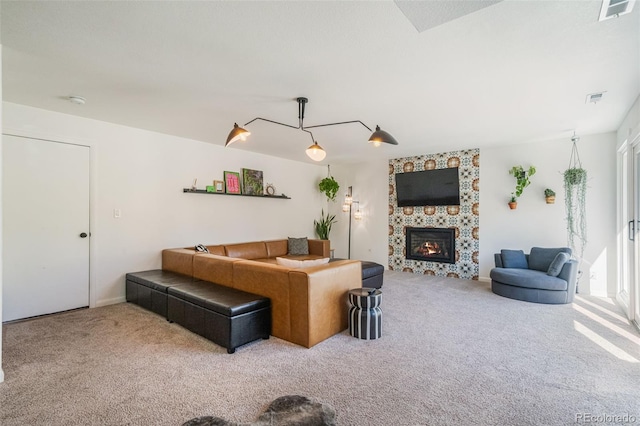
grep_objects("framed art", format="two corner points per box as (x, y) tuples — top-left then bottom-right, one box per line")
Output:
(213, 180), (225, 193)
(224, 171), (241, 194)
(242, 168), (264, 196)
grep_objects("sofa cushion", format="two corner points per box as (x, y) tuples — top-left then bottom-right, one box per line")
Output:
(276, 257), (329, 269)
(288, 237), (309, 255)
(501, 249), (528, 269)
(224, 242), (268, 259)
(265, 239), (289, 258)
(490, 268), (568, 291)
(529, 247), (572, 272)
(547, 252), (571, 277)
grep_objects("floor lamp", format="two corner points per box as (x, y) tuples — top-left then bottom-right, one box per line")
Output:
(342, 186), (362, 259)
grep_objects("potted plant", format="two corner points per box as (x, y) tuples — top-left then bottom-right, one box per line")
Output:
(544, 188), (556, 204)
(508, 194), (518, 210)
(318, 165), (340, 201)
(564, 167), (587, 258)
(314, 209), (337, 240)
(508, 165), (535, 208)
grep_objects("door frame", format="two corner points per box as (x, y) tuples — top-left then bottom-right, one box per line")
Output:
(2, 128), (97, 309)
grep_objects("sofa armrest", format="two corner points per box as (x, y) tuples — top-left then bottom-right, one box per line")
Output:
(308, 239), (330, 258)
(193, 253), (242, 287)
(494, 253), (503, 268)
(288, 259), (361, 348)
(558, 259), (579, 298)
(162, 248), (197, 276)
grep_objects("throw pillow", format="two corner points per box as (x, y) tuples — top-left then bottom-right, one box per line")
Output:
(288, 237), (309, 255)
(529, 247), (572, 272)
(276, 257), (330, 268)
(194, 244), (209, 253)
(547, 252), (571, 277)
(500, 249), (528, 269)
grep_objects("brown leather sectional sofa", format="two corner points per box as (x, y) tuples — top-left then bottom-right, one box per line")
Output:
(162, 239), (362, 348)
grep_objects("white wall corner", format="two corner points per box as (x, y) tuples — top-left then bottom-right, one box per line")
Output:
(95, 296), (127, 308)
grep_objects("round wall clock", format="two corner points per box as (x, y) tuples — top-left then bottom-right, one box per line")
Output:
(265, 183), (276, 196)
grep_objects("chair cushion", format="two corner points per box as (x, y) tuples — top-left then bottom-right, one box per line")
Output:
(490, 268), (568, 291)
(547, 252), (571, 277)
(500, 249), (528, 269)
(529, 247), (572, 272)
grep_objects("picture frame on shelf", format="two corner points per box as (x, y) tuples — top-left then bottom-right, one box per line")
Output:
(242, 168), (264, 196)
(213, 180), (225, 193)
(224, 171), (241, 194)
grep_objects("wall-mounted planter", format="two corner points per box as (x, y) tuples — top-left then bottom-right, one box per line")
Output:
(508, 201), (517, 210)
(545, 196), (556, 204)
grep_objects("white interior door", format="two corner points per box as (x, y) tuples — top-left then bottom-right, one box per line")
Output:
(3, 135), (90, 322)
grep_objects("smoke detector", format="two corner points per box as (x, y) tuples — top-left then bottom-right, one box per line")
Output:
(599, 0), (635, 21)
(68, 96), (86, 105)
(586, 92), (606, 104)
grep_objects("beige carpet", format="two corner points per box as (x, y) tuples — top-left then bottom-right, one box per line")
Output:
(1, 271), (639, 426)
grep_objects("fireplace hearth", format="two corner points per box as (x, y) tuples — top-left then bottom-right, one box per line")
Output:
(405, 227), (455, 264)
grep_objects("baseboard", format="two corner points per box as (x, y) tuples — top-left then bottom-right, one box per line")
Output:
(95, 296), (126, 308)
(478, 276), (491, 283)
(0, 368), (4, 383)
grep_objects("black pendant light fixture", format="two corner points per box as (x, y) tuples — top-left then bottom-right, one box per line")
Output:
(225, 97), (398, 161)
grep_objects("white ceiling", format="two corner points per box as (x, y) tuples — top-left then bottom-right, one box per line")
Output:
(1, 1), (639, 165)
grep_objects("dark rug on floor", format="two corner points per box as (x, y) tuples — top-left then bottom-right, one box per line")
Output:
(182, 395), (336, 426)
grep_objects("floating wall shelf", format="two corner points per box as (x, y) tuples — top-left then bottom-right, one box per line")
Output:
(183, 189), (291, 199)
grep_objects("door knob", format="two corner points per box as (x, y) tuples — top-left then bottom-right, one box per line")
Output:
(80, 232), (88, 238)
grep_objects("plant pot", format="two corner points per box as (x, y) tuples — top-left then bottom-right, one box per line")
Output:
(545, 196), (555, 204)
(508, 201), (517, 210)
(564, 168), (586, 185)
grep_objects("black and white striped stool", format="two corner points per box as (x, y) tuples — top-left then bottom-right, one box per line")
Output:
(348, 288), (382, 340)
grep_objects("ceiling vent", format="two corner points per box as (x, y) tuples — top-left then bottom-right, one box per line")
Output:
(586, 92), (606, 104)
(598, 0), (636, 21)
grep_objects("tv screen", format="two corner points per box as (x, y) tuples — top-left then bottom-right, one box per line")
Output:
(395, 167), (460, 207)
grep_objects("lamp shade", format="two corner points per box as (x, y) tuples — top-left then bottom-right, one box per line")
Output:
(368, 125), (398, 146)
(305, 142), (326, 161)
(226, 123), (251, 146)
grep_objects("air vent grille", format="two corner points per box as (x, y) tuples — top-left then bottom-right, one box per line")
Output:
(599, 0), (636, 21)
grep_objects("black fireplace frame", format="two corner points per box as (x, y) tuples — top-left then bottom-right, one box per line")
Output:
(405, 227), (456, 264)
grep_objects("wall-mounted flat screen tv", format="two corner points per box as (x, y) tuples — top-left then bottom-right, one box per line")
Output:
(395, 167), (460, 207)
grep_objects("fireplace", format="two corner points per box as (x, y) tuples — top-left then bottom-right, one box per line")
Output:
(405, 227), (455, 264)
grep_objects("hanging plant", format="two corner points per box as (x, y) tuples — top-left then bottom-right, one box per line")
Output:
(318, 165), (340, 201)
(564, 136), (587, 258)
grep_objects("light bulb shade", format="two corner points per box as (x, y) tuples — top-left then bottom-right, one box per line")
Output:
(226, 123), (251, 147)
(354, 209), (363, 220)
(342, 203), (350, 212)
(368, 125), (398, 146)
(305, 142), (326, 161)
(344, 194), (352, 205)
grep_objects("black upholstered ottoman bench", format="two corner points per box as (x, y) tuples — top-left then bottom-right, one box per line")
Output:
(361, 261), (384, 289)
(167, 281), (271, 354)
(330, 259), (384, 289)
(126, 269), (197, 318)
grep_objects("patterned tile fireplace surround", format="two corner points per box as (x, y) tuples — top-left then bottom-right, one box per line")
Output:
(388, 149), (480, 280)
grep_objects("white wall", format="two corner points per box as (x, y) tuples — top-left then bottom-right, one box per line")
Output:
(617, 95), (640, 149)
(331, 159), (389, 265)
(479, 133), (617, 296)
(3, 102), (328, 307)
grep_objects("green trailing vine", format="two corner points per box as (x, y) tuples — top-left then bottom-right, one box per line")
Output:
(508, 165), (536, 200)
(318, 165), (340, 201)
(564, 138), (587, 258)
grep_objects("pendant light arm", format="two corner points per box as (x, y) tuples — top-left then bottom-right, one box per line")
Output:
(303, 120), (372, 132)
(243, 117), (300, 130)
